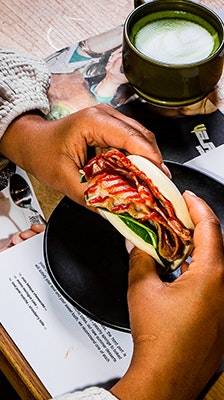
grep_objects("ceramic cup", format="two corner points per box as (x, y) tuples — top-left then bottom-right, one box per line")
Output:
(123, 0), (224, 107)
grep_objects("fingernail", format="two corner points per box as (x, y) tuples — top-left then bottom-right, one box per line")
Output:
(184, 190), (197, 197)
(125, 239), (135, 254)
(161, 163), (172, 179)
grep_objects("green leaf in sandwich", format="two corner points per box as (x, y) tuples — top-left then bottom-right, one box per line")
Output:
(81, 149), (194, 272)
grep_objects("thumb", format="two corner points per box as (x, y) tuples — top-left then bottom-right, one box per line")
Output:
(129, 247), (160, 290)
(183, 191), (224, 274)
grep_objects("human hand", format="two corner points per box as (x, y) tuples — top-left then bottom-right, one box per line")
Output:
(0, 104), (168, 206)
(10, 224), (45, 245)
(0, 224), (45, 252)
(111, 191), (224, 400)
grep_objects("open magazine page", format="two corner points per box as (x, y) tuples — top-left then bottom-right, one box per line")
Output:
(45, 25), (136, 119)
(0, 164), (43, 252)
(0, 233), (133, 397)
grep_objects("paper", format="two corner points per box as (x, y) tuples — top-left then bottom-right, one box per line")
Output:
(0, 233), (132, 397)
(185, 144), (224, 184)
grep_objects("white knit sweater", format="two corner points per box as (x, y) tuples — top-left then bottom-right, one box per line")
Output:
(54, 387), (118, 400)
(0, 48), (118, 400)
(0, 48), (50, 138)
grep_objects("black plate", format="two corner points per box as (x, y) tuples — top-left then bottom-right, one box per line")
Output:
(44, 162), (224, 332)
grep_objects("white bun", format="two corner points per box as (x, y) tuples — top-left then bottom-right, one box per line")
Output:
(99, 155), (194, 271)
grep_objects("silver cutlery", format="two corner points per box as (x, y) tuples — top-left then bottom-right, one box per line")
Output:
(9, 173), (46, 225)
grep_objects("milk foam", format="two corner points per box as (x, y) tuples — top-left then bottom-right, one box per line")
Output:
(135, 19), (214, 64)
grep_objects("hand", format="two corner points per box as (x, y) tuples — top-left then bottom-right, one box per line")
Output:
(10, 224), (45, 245)
(0, 104), (168, 206)
(0, 224), (45, 252)
(111, 191), (224, 400)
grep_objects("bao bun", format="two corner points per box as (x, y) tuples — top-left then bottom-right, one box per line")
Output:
(99, 155), (194, 271)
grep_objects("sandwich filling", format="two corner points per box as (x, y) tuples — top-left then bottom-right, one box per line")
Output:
(82, 149), (193, 263)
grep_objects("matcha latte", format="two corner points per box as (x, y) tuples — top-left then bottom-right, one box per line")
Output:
(123, 2), (224, 106)
(133, 12), (220, 65)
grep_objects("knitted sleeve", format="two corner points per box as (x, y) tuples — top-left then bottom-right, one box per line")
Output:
(52, 387), (118, 400)
(0, 48), (50, 139)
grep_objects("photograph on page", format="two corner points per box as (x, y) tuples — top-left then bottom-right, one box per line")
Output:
(45, 26), (136, 120)
(0, 163), (44, 253)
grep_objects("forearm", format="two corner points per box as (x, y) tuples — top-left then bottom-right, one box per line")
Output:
(111, 344), (168, 400)
(111, 361), (177, 400)
(111, 338), (208, 400)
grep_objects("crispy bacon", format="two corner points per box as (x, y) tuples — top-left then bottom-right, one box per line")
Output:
(82, 149), (193, 263)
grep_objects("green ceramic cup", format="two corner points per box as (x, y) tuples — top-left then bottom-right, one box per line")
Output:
(123, 0), (224, 107)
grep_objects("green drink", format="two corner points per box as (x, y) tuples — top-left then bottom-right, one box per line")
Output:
(123, 0), (224, 106)
(132, 11), (220, 65)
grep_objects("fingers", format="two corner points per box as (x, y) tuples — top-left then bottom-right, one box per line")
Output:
(183, 191), (224, 274)
(103, 105), (163, 164)
(129, 247), (160, 290)
(20, 230), (37, 240)
(19, 224), (45, 240)
(98, 104), (150, 135)
(56, 161), (88, 206)
(84, 105), (168, 174)
(30, 224), (45, 233)
(11, 233), (24, 245)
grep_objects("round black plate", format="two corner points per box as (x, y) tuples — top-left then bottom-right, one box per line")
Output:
(44, 162), (224, 332)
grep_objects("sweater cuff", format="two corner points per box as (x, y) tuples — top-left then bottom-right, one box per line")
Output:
(0, 49), (50, 139)
(52, 387), (118, 400)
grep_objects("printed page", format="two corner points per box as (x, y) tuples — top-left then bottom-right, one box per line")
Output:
(184, 144), (224, 184)
(0, 233), (133, 397)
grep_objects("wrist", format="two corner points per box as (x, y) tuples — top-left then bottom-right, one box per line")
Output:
(111, 343), (160, 400)
(0, 112), (54, 174)
(111, 342), (194, 400)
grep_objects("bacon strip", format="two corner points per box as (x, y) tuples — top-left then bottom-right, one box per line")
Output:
(82, 149), (192, 262)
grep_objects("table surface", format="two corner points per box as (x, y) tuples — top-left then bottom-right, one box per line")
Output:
(0, 0), (224, 399)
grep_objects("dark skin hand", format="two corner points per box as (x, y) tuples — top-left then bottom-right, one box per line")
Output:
(111, 191), (224, 400)
(1, 104), (223, 399)
(0, 104), (170, 206)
